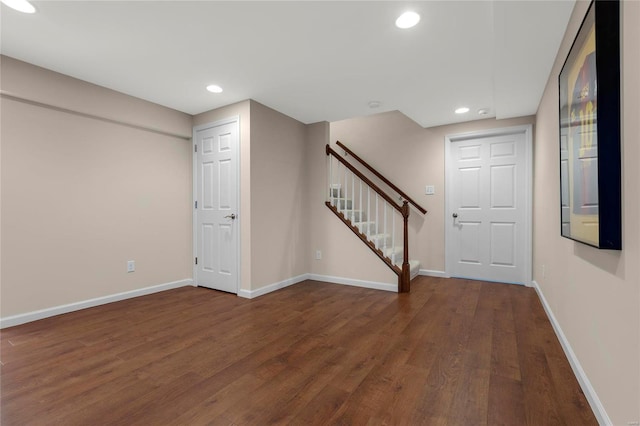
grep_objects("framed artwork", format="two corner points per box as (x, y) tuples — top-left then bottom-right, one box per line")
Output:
(558, 0), (621, 250)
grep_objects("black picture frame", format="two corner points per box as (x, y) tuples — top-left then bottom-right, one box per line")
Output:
(558, 0), (621, 250)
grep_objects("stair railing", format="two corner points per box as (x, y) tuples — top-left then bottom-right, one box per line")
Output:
(326, 143), (417, 292)
(336, 141), (427, 215)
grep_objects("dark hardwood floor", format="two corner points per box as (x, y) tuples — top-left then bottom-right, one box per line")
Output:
(1, 277), (597, 425)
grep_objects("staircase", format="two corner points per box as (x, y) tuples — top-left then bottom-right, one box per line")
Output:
(325, 142), (426, 293)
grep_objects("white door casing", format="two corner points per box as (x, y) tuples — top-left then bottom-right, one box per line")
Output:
(445, 125), (532, 285)
(193, 117), (240, 293)
(560, 133), (570, 236)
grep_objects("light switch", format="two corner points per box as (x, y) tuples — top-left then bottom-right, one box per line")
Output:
(425, 185), (435, 195)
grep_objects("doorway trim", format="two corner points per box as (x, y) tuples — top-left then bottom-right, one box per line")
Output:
(192, 116), (241, 294)
(444, 124), (533, 286)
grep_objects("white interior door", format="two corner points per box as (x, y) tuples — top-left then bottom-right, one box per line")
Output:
(194, 118), (239, 293)
(445, 127), (531, 285)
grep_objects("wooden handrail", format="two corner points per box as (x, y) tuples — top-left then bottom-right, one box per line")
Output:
(326, 145), (403, 212)
(326, 143), (412, 293)
(335, 141), (427, 215)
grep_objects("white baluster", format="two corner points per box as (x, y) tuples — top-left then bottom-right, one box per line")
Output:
(351, 172), (355, 221)
(375, 194), (379, 249)
(342, 169), (349, 215)
(383, 201), (388, 254)
(392, 209), (396, 264)
(359, 179), (362, 225)
(344, 166), (349, 216)
(328, 154), (332, 202)
(367, 187), (371, 238)
(337, 162), (342, 212)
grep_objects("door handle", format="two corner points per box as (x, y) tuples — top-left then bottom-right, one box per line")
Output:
(452, 213), (458, 218)
(225, 213), (237, 220)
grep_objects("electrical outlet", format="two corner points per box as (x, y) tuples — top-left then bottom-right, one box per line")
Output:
(315, 250), (322, 260)
(127, 260), (135, 273)
(425, 185), (435, 195)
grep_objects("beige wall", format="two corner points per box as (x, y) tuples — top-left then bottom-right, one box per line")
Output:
(533, 1), (640, 424)
(1, 57), (193, 317)
(250, 101), (309, 288)
(328, 111), (534, 278)
(1, 56), (191, 138)
(194, 100), (309, 291)
(193, 100), (252, 291)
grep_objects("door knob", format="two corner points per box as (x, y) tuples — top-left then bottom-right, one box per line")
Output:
(452, 213), (458, 218)
(225, 213), (237, 220)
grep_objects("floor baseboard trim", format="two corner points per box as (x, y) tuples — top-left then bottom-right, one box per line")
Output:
(419, 269), (449, 278)
(237, 274), (310, 299)
(1, 279), (194, 329)
(307, 274), (396, 292)
(531, 280), (612, 426)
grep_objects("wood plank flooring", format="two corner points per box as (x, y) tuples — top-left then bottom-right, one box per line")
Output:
(1, 277), (597, 425)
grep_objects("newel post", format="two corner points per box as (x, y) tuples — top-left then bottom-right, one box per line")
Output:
(399, 201), (411, 293)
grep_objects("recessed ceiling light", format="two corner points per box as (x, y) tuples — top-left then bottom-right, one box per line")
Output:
(368, 101), (381, 109)
(477, 108), (490, 115)
(395, 11), (420, 29)
(455, 107), (470, 114)
(206, 84), (223, 94)
(1, 0), (36, 13)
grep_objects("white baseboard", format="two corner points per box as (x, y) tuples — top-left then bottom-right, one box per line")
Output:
(0, 279), (194, 329)
(419, 269), (449, 278)
(307, 273), (396, 292)
(237, 273), (310, 299)
(238, 273), (398, 299)
(531, 280), (611, 426)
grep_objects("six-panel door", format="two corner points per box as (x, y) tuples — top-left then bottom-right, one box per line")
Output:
(449, 132), (527, 284)
(195, 120), (239, 293)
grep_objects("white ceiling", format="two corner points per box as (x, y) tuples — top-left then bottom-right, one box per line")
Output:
(0, 1), (575, 128)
